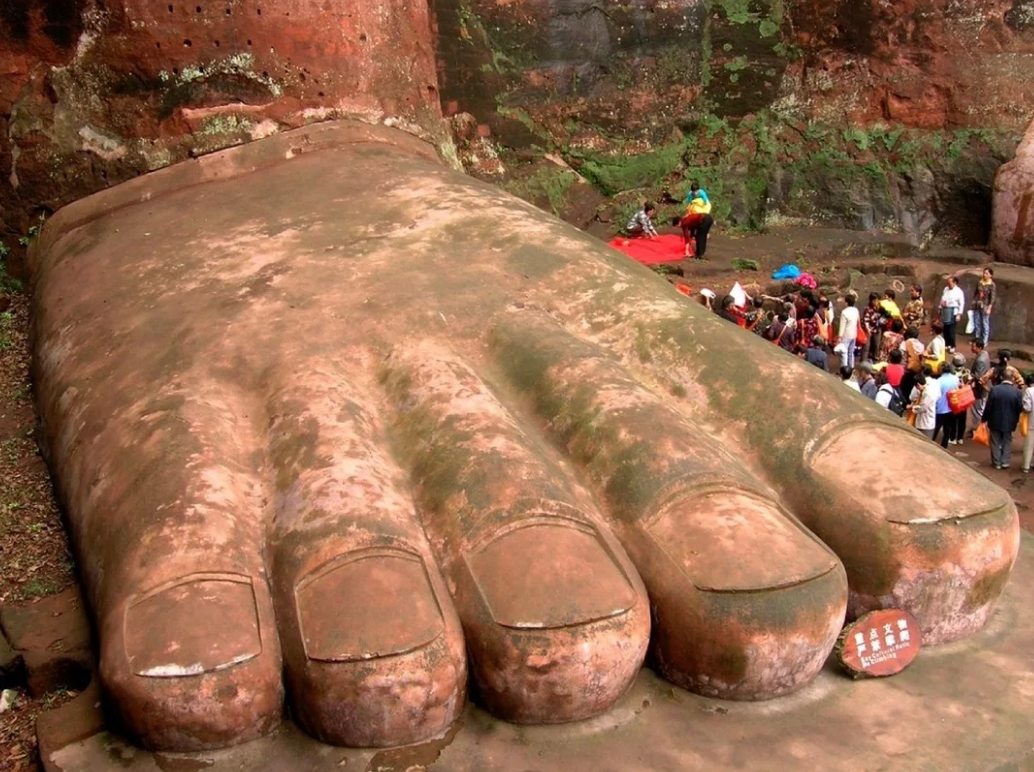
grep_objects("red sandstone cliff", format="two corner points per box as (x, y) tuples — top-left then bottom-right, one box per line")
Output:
(1, 0), (1033, 263)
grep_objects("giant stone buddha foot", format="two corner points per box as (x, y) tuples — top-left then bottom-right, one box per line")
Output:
(29, 122), (1020, 752)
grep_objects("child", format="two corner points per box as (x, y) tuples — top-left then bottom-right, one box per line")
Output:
(626, 201), (659, 239)
(683, 181), (711, 206)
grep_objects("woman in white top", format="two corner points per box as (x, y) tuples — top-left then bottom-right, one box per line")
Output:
(924, 320), (946, 370)
(1023, 373), (1034, 473)
(909, 373), (941, 439)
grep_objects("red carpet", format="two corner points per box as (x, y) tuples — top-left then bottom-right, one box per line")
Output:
(607, 234), (690, 265)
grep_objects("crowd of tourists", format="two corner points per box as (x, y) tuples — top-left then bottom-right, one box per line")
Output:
(709, 268), (1034, 471)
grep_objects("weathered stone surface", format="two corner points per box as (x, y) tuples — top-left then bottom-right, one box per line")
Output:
(27, 121), (1019, 752)
(992, 118), (1034, 266)
(0, 0), (446, 265)
(1, 587), (93, 696)
(31, 537), (1034, 772)
(37, 682), (104, 772)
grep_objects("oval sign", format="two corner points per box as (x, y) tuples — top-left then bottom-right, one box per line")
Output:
(836, 609), (922, 678)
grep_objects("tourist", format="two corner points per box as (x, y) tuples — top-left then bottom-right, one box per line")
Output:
(856, 361), (878, 399)
(980, 349), (1025, 391)
(718, 295), (740, 325)
(902, 284), (927, 330)
(934, 362), (960, 449)
(909, 369), (940, 440)
(939, 275), (966, 353)
(684, 181), (710, 206)
(972, 267), (996, 346)
(885, 349), (905, 389)
(970, 339), (992, 426)
(923, 320), (946, 373)
(1022, 373), (1034, 473)
(874, 366), (906, 416)
(951, 353), (971, 445)
(743, 297), (768, 335)
(862, 292), (883, 361)
(700, 288), (716, 312)
(797, 306), (820, 353)
(901, 325), (925, 400)
(841, 366), (860, 391)
(806, 336), (828, 370)
(626, 201), (659, 240)
(677, 188), (713, 259)
(981, 366), (1024, 470)
(837, 294), (860, 369)
(766, 312), (796, 351)
(879, 319), (905, 362)
(880, 289), (902, 322)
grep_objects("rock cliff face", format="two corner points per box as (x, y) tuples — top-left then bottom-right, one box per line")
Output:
(0, 0), (443, 267)
(434, 0), (1034, 243)
(992, 117), (1034, 265)
(2, 0), (1033, 268)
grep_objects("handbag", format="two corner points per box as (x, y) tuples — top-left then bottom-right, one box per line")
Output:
(856, 325), (868, 347)
(974, 423), (990, 446)
(947, 384), (975, 415)
(1021, 413), (1030, 438)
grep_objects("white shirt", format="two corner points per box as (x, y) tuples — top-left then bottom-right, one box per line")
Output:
(941, 285), (965, 316)
(839, 306), (859, 340)
(910, 380), (941, 431)
(1023, 386), (1034, 414)
(927, 335), (945, 361)
(876, 383), (897, 409)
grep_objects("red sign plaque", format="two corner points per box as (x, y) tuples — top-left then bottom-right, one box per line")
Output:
(836, 609), (922, 678)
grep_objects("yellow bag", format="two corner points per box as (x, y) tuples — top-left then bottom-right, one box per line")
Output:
(906, 410), (917, 427)
(688, 198), (712, 216)
(974, 423), (991, 447)
(1021, 413), (1029, 438)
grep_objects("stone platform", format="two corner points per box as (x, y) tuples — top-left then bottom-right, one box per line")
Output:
(40, 533), (1034, 772)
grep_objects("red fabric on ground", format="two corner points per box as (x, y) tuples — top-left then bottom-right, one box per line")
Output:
(608, 234), (690, 264)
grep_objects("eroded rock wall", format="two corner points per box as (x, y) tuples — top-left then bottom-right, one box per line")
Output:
(0, 0), (443, 270)
(434, 0), (1034, 244)
(1, 0), (1034, 263)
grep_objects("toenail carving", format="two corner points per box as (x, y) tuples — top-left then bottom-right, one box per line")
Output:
(464, 507), (638, 629)
(125, 573), (263, 678)
(295, 547), (445, 662)
(647, 483), (839, 592)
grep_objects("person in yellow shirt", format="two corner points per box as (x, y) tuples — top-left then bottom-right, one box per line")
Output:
(674, 183), (714, 260)
(879, 289), (903, 323)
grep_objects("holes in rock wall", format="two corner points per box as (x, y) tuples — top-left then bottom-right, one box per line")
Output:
(214, 39), (220, 47)
(195, 5), (202, 12)
(359, 32), (367, 42)
(167, 4), (173, 11)
(183, 39), (192, 47)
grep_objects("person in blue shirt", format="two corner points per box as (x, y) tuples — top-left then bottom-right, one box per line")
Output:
(933, 362), (960, 448)
(684, 182), (710, 206)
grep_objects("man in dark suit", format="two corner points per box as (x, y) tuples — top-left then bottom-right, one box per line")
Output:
(982, 367), (1024, 469)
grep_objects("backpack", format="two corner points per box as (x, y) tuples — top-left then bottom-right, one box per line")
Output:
(884, 385), (906, 417)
